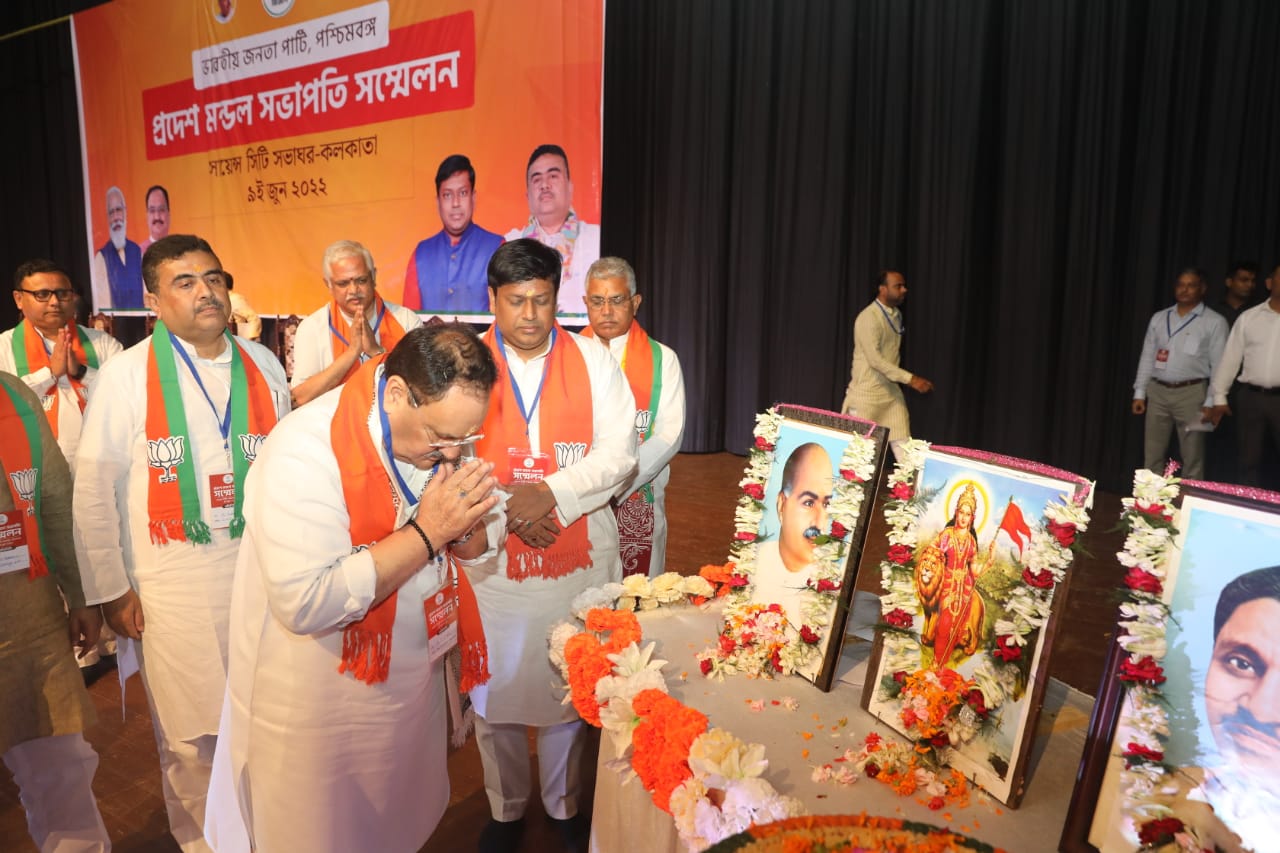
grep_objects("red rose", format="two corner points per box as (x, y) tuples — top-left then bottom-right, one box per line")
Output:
(1134, 502), (1174, 523)
(769, 650), (782, 671)
(718, 634), (737, 655)
(887, 544), (914, 565)
(1046, 519), (1077, 548)
(1119, 655), (1166, 685)
(800, 625), (821, 644)
(864, 762), (880, 778)
(768, 603), (783, 615)
(1122, 742), (1164, 766)
(929, 733), (950, 747)
(1021, 567), (1055, 589)
(829, 521), (849, 540)
(892, 670), (907, 684)
(699, 658), (713, 675)
(884, 608), (913, 629)
(965, 688), (987, 716)
(1123, 567), (1163, 595)
(734, 531), (757, 542)
(809, 577), (840, 593)
(1137, 817), (1185, 847)
(927, 796), (946, 811)
(993, 635), (1022, 662)
(743, 482), (765, 500)
(839, 469), (861, 482)
(754, 436), (775, 452)
(728, 574), (749, 588)
(890, 482), (914, 501)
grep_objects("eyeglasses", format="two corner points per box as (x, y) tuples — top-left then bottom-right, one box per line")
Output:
(404, 384), (484, 448)
(586, 295), (631, 309)
(17, 287), (75, 303)
(331, 275), (372, 289)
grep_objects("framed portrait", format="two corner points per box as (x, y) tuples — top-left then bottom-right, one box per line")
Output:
(1062, 481), (1280, 853)
(723, 405), (890, 691)
(861, 445), (1093, 807)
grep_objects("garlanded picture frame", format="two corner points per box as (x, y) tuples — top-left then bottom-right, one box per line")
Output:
(696, 405), (890, 691)
(1061, 473), (1280, 853)
(860, 442), (1094, 807)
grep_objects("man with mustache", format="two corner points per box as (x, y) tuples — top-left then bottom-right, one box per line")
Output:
(141, 185), (171, 252)
(290, 239), (421, 407)
(90, 185), (145, 310)
(504, 145), (601, 315)
(73, 235), (290, 852)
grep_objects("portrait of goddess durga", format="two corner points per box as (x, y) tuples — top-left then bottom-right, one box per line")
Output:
(913, 481), (1030, 669)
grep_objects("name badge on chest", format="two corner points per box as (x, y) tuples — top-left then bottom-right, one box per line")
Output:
(1154, 348), (1170, 370)
(424, 587), (459, 664)
(0, 513), (30, 575)
(508, 449), (550, 484)
(208, 473), (236, 529)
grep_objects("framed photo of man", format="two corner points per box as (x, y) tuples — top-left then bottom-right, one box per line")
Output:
(861, 446), (1093, 807)
(739, 406), (890, 691)
(1062, 485), (1280, 853)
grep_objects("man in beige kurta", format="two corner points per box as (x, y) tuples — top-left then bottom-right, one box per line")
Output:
(0, 372), (110, 851)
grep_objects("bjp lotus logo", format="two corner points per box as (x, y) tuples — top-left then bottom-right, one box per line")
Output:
(554, 441), (587, 468)
(8, 468), (37, 515)
(239, 433), (265, 463)
(146, 436), (185, 484)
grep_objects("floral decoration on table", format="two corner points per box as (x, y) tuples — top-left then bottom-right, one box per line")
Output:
(698, 408), (878, 679)
(872, 440), (1091, 770)
(810, 731), (972, 812)
(1110, 466), (1225, 852)
(549, 606), (805, 852)
(700, 813), (1006, 853)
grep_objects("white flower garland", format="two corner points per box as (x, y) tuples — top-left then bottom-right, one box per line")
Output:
(713, 407), (879, 677)
(874, 442), (1090, 749)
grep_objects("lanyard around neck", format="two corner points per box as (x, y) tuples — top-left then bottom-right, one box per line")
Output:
(169, 332), (231, 444)
(876, 301), (904, 335)
(495, 326), (556, 434)
(376, 371), (433, 507)
(330, 300), (386, 348)
(1166, 308), (1199, 341)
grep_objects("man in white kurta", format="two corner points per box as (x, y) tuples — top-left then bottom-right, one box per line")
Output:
(206, 326), (501, 853)
(73, 236), (290, 853)
(581, 257), (686, 577)
(469, 240), (636, 851)
(290, 239), (422, 406)
(3, 260), (123, 468)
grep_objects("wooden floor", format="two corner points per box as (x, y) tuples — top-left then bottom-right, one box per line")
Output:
(0, 452), (1124, 852)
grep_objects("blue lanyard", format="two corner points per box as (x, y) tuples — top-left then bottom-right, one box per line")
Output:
(170, 332), (231, 445)
(876, 301), (904, 335)
(329, 300), (386, 349)
(1165, 308), (1199, 342)
(376, 372), (433, 506)
(495, 326), (556, 434)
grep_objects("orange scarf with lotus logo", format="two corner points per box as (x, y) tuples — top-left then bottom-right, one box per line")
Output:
(0, 379), (49, 580)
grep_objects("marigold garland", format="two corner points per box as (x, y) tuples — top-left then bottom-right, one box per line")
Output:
(631, 688), (710, 812)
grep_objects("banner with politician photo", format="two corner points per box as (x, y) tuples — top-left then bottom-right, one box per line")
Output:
(72, 0), (603, 320)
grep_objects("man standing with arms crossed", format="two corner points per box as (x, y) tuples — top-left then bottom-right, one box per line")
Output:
(580, 256), (685, 577)
(469, 239), (635, 852)
(73, 235), (290, 852)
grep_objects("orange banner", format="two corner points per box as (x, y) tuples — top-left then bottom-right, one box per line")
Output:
(73, 0), (603, 318)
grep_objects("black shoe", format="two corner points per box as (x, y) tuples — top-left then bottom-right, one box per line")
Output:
(478, 817), (524, 853)
(547, 814), (588, 853)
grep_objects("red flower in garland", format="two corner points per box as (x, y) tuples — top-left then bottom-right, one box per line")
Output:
(839, 469), (861, 482)
(1021, 567), (1055, 589)
(728, 574), (749, 588)
(742, 482), (765, 500)
(1046, 519), (1077, 548)
(965, 688), (988, 717)
(718, 634), (737, 656)
(927, 796), (946, 811)
(1122, 742), (1164, 766)
(887, 544), (914, 565)
(865, 762), (881, 778)
(890, 482), (913, 501)
(1137, 817), (1185, 847)
(892, 670), (907, 685)
(929, 733), (950, 748)
(754, 436), (775, 452)
(799, 625), (821, 644)
(770, 650), (783, 672)
(1123, 567), (1163, 595)
(993, 635), (1022, 662)
(809, 577), (841, 593)
(734, 530), (757, 542)
(829, 520), (849, 540)
(1134, 502), (1174, 523)
(1119, 655), (1166, 685)
(884, 608), (913, 629)
(699, 658), (713, 675)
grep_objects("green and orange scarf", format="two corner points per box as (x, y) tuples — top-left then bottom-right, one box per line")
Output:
(329, 295), (409, 385)
(0, 379), (50, 580)
(10, 320), (99, 439)
(144, 321), (278, 544)
(331, 359), (490, 688)
(476, 324), (595, 581)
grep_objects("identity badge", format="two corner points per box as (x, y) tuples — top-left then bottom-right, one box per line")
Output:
(209, 473), (236, 529)
(0, 512), (30, 575)
(424, 588), (459, 664)
(507, 449), (550, 485)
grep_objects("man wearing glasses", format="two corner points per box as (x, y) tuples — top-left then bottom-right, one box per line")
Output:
(73, 235), (290, 853)
(291, 239), (422, 407)
(580, 256), (686, 578)
(206, 325), (500, 853)
(469, 239), (636, 853)
(2, 259), (123, 467)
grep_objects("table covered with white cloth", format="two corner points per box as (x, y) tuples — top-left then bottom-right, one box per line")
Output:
(588, 601), (1094, 853)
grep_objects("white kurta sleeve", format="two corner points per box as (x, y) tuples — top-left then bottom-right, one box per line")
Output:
(72, 351), (140, 605)
(289, 309), (329, 389)
(83, 329), (124, 390)
(619, 343), (685, 501)
(544, 337), (638, 525)
(1210, 318), (1246, 406)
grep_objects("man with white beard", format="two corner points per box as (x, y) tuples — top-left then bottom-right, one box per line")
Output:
(90, 185), (145, 310)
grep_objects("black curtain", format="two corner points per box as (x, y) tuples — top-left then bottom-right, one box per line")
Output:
(601, 0), (1280, 491)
